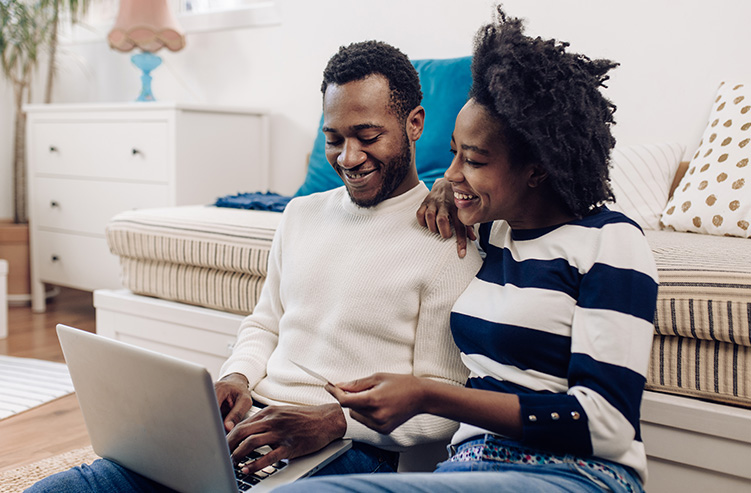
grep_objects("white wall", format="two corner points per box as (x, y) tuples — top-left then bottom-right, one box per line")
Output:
(1, 0), (750, 218)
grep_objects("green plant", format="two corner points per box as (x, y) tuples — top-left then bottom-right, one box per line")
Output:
(1, 1), (51, 224)
(42, 0), (89, 103)
(0, 0), (89, 224)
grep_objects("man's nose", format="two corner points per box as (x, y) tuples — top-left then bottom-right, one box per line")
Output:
(337, 140), (367, 169)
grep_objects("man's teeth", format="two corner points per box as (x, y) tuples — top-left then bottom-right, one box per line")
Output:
(454, 192), (476, 200)
(346, 170), (373, 179)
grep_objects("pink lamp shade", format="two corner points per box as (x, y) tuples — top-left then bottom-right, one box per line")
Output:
(108, 0), (186, 53)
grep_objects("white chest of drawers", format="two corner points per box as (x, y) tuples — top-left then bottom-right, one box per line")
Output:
(25, 102), (270, 312)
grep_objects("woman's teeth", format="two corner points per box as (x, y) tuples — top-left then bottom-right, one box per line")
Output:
(454, 192), (476, 200)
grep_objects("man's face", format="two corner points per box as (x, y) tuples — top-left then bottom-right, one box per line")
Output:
(322, 75), (418, 207)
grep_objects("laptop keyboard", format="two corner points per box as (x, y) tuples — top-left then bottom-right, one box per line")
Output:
(234, 446), (288, 491)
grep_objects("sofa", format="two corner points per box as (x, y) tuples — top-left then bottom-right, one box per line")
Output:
(95, 60), (751, 489)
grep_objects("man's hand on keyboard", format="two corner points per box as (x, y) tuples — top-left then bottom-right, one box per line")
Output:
(226, 403), (347, 474)
(215, 373), (253, 432)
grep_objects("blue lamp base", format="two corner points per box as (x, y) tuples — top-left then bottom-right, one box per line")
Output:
(131, 52), (162, 102)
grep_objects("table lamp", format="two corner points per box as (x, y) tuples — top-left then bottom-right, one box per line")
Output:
(107, 0), (186, 102)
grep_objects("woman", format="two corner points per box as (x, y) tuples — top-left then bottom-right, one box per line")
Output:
(276, 6), (658, 493)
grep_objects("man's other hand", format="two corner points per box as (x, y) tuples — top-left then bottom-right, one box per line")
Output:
(227, 404), (346, 474)
(215, 373), (253, 432)
(416, 178), (476, 258)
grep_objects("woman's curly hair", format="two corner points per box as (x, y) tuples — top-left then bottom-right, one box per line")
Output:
(321, 40), (422, 124)
(471, 5), (619, 216)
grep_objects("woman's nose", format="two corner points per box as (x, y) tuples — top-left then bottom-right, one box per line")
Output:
(337, 141), (367, 169)
(444, 155), (463, 182)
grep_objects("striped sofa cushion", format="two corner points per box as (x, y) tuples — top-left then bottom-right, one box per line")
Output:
(106, 205), (282, 314)
(117, 258), (267, 315)
(608, 142), (685, 230)
(647, 335), (751, 407)
(646, 229), (751, 405)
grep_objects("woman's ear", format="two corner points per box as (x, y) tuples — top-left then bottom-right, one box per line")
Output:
(527, 165), (549, 188)
(405, 105), (425, 142)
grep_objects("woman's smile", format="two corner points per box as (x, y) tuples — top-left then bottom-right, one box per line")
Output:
(453, 190), (479, 209)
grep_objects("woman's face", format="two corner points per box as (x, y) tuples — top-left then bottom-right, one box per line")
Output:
(445, 99), (534, 227)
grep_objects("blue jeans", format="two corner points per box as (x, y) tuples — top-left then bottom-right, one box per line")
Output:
(24, 442), (397, 492)
(272, 440), (645, 493)
(273, 462), (644, 493)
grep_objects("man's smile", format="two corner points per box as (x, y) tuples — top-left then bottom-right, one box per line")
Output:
(340, 166), (380, 189)
(343, 168), (377, 180)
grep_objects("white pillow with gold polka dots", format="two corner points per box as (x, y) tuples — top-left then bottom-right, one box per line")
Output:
(661, 81), (751, 237)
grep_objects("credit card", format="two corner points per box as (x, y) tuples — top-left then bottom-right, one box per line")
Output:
(290, 360), (335, 387)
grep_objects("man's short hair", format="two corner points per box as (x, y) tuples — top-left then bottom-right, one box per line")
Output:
(321, 40), (422, 123)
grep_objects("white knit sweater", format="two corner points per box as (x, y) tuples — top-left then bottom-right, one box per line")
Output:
(220, 183), (482, 450)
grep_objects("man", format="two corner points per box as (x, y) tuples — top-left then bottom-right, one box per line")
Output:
(27, 41), (481, 491)
(215, 40), (481, 476)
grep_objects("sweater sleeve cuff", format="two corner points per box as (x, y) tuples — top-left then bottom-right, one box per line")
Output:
(218, 361), (264, 391)
(518, 393), (592, 456)
(342, 413), (403, 452)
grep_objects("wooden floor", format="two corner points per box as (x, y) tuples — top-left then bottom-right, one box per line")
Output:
(0, 288), (95, 472)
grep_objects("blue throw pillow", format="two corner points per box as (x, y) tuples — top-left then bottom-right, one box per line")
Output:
(294, 56), (473, 197)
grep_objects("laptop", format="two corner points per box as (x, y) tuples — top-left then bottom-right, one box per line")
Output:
(56, 324), (352, 492)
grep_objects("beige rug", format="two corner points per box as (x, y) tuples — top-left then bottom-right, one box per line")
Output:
(0, 446), (100, 491)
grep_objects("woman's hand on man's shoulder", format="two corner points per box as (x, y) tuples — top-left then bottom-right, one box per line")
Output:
(417, 178), (476, 258)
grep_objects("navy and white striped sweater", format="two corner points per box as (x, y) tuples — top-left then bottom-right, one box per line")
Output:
(450, 207), (658, 482)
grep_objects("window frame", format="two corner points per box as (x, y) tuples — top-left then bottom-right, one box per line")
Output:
(61, 0), (281, 44)
(176, 0), (281, 33)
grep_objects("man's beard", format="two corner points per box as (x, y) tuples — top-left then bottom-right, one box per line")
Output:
(348, 134), (412, 208)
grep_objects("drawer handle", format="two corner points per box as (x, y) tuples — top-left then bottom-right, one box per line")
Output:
(50, 201), (59, 208)
(131, 148), (142, 156)
(49, 146), (58, 153)
(51, 255), (60, 262)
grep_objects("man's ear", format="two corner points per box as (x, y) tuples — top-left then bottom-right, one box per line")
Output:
(405, 105), (425, 142)
(527, 165), (549, 188)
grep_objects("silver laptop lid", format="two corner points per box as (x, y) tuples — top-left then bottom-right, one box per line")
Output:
(56, 324), (352, 493)
(58, 324), (242, 493)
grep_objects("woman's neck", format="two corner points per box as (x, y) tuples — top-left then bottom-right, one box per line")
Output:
(505, 183), (578, 230)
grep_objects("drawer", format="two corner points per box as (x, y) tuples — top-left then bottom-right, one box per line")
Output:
(34, 231), (122, 291)
(97, 309), (238, 380)
(32, 121), (169, 182)
(33, 177), (170, 235)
